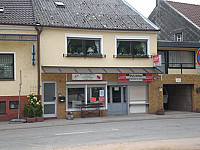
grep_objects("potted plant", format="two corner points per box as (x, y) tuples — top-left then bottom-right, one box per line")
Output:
(66, 111), (74, 120)
(156, 108), (165, 115)
(22, 103), (28, 119)
(196, 108), (200, 113)
(27, 105), (36, 123)
(35, 104), (44, 122)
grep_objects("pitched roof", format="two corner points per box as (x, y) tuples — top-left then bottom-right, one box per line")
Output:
(167, 1), (200, 28)
(32, 0), (158, 31)
(0, 0), (35, 25)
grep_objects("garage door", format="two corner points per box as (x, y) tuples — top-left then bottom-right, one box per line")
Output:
(165, 84), (192, 111)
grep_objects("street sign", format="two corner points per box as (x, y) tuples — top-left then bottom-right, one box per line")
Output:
(197, 48), (200, 65)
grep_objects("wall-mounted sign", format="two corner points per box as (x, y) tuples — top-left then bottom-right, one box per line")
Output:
(153, 55), (159, 63)
(197, 48), (200, 65)
(72, 74), (102, 80)
(153, 55), (162, 67)
(119, 74), (153, 81)
(176, 78), (181, 83)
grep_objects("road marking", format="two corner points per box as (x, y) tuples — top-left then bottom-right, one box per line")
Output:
(54, 128), (119, 136)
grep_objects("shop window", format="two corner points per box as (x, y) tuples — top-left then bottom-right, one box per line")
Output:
(0, 54), (14, 80)
(67, 85), (106, 110)
(169, 51), (195, 68)
(9, 101), (19, 109)
(117, 39), (147, 57)
(66, 34), (102, 57)
(68, 88), (85, 108)
(0, 102), (6, 115)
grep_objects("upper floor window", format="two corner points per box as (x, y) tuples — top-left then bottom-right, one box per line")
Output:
(0, 53), (14, 80)
(116, 36), (149, 58)
(169, 51), (195, 68)
(175, 33), (183, 42)
(66, 34), (103, 57)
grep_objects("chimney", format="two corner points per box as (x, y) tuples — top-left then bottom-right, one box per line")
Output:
(156, 0), (166, 7)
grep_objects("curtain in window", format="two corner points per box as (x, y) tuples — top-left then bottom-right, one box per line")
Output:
(169, 51), (194, 68)
(0, 54), (14, 79)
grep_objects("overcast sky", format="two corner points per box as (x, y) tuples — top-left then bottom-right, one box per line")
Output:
(125, 0), (200, 18)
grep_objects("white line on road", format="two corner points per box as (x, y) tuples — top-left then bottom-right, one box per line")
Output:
(54, 128), (119, 136)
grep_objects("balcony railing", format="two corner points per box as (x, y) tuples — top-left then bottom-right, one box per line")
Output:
(159, 63), (196, 74)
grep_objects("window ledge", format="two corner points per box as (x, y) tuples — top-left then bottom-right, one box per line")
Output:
(114, 55), (149, 58)
(63, 54), (105, 58)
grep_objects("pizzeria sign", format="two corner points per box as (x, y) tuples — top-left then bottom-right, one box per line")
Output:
(119, 74), (153, 81)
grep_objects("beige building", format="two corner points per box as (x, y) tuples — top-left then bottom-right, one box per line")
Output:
(6, 0), (200, 121)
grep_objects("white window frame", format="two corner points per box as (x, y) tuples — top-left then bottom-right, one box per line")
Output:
(66, 81), (107, 111)
(175, 33), (183, 42)
(115, 35), (150, 56)
(0, 52), (16, 80)
(65, 33), (103, 55)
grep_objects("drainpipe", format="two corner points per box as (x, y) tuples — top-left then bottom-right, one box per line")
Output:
(35, 24), (43, 98)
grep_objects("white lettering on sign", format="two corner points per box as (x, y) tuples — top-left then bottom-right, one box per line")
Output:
(129, 74), (143, 81)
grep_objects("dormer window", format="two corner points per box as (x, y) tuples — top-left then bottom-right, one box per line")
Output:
(175, 33), (183, 42)
(55, 2), (65, 7)
(0, 7), (4, 13)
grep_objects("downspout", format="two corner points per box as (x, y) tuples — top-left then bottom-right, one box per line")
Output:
(35, 25), (43, 97)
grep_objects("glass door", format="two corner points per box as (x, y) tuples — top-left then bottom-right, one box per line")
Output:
(43, 82), (57, 117)
(108, 86), (127, 115)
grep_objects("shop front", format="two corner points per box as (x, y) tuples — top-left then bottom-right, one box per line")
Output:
(41, 66), (162, 118)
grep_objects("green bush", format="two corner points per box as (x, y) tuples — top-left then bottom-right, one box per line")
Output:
(35, 104), (43, 117)
(22, 103), (28, 117)
(28, 105), (35, 118)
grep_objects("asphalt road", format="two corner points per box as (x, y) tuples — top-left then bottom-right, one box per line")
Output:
(1, 117), (200, 150)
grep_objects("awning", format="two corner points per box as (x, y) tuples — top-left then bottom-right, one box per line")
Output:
(42, 66), (162, 74)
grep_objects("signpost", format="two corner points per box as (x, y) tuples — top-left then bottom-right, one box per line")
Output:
(197, 48), (200, 66)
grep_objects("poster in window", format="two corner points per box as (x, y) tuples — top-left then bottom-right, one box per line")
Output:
(99, 97), (105, 102)
(99, 90), (104, 97)
(91, 97), (96, 101)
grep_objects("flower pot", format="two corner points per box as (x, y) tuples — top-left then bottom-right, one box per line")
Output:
(36, 117), (44, 122)
(27, 117), (36, 123)
(196, 108), (200, 113)
(156, 110), (165, 115)
(66, 115), (74, 120)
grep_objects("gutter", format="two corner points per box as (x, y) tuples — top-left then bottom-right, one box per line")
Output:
(35, 25), (43, 97)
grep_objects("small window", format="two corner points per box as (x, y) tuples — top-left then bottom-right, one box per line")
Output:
(175, 33), (183, 42)
(117, 40), (147, 57)
(55, 2), (65, 7)
(0, 54), (14, 80)
(9, 101), (19, 109)
(67, 37), (102, 57)
(0, 7), (4, 13)
(0, 102), (6, 115)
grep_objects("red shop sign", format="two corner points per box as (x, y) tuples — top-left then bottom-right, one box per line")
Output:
(153, 55), (159, 63)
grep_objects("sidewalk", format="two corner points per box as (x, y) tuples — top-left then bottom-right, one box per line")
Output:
(0, 111), (199, 131)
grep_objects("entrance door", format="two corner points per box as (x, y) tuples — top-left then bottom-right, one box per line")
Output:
(108, 86), (127, 115)
(43, 82), (57, 117)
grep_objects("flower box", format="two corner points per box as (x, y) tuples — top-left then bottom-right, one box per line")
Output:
(36, 117), (44, 122)
(27, 117), (36, 123)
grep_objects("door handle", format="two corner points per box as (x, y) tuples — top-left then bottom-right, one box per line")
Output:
(53, 97), (56, 101)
